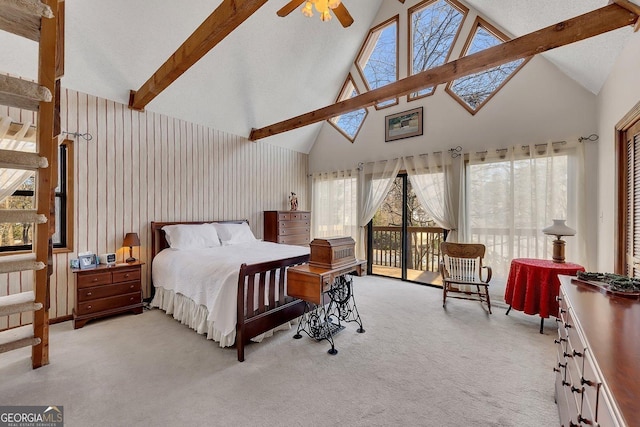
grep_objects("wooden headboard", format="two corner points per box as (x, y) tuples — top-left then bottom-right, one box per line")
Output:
(150, 220), (248, 261)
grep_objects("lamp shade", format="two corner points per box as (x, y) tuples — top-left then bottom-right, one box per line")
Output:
(542, 219), (575, 238)
(123, 232), (140, 247)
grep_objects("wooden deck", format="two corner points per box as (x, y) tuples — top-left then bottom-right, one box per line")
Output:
(372, 265), (442, 286)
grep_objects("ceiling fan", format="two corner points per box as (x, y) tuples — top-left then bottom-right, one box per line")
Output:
(277, 0), (354, 28)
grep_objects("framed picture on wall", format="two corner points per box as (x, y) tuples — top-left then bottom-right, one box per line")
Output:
(385, 107), (423, 142)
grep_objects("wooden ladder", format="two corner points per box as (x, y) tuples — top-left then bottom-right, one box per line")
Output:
(0, 0), (61, 368)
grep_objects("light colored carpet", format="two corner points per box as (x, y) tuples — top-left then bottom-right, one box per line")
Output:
(0, 275), (559, 427)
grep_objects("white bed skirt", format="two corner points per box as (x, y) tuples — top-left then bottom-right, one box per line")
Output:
(150, 286), (294, 348)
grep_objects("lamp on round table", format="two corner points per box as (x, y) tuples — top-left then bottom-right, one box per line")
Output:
(542, 219), (575, 263)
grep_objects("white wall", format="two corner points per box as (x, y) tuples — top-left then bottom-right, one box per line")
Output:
(309, 0), (598, 173)
(308, 3), (601, 268)
(310, 54), (597, 171)
(1, 88), (308, 328)
(596, 30), (640, 272)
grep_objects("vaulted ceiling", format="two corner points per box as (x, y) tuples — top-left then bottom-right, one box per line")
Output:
(0, 0), (636, 153)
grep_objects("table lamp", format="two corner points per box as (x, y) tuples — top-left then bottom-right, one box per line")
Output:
(123, 232), (140, 263)
(542, 220), (575, 263)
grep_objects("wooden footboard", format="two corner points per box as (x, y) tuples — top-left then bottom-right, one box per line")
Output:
(236, 254), (309, 362)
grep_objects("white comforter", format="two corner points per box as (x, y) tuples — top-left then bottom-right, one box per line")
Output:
(151, 241), (309, 341)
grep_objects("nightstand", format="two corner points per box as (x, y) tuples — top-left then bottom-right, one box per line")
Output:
(71, 262), (144, 329)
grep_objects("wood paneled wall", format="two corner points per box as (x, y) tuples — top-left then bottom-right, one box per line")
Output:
(1, 88), (308, 329)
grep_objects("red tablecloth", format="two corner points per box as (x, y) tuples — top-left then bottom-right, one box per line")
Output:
(504, 258), (585, 318)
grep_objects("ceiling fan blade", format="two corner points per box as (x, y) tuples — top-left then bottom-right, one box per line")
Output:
(277, 0), (306, 17)
(332, 3), (354, 28)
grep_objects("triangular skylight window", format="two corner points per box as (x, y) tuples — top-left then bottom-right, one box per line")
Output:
(356, 16), (399, 109)
(408, 0), (467, 101)
(328, 74), (368, 142)
(446, 17), (529, 114)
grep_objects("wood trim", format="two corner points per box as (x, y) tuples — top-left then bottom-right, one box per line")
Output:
(128, 0), (268, 111)
(616, 103), (640, 274)
(55, 0), (64, 78)
(249, 3), (638, 141)
(354, 15), (400, 110)
(60, 138), (74, 252)
(326, 74), (368, 143)
(612, 0), (640, 30)
(48, 314), (72, 325)
(33, 0), (59, 369)
(444, 16), (532, 115)
(407, 0), (469, 102)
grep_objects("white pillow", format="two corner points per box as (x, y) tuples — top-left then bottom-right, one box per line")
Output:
(213, 222), (256, 245)
(162, 224), (221, 250)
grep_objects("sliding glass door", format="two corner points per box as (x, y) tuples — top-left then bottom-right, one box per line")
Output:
(368, 173), (444, 285)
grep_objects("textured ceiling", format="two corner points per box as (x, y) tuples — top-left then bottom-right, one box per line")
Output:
(463, 0), (634, 94)
(0, 0), (636, 153)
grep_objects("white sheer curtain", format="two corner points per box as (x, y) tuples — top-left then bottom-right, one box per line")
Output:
(0, 117), (36, 203)
(357, 158), (402, 259)
(403, 153), (458, 241)
(463, 142), (583, 278)
(311, 169), (359, 245)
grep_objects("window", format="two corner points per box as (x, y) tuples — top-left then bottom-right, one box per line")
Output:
(446, 17), (529, 114)
(408, 0), (467, 101)
(356, 16), (399, 109)
(328, 74), (368, 142)
(0, 139), (73, 252)
(311, 170), (358, 243)
(466, 145), (574, 277)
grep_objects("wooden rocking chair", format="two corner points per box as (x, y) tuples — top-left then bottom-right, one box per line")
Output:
(439, 242), (492, 314)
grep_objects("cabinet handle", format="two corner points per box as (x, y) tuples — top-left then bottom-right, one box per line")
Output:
(564, 323), (572, 329)
(581, 377), (594, 387)
(130, 297), (134, 302)
(124, 274), (130, 278)
(87, 305), (92, 309)
(569, 422), (579, 427)
(571, 385), (583, 394)
(556, 296), (562, 302)
(558, 362), (567, 369)
(86, 292), (92, 296)
(563, 351), (573, 359)
(554, 338), (567, 344)
(559, 308), (567, 314)
(562, 380), (570, 387)
(92, 278), (98, 282)
(578, 415), (593, 425)
(553, 367), (560, 373)
(573, 349), (583, 358)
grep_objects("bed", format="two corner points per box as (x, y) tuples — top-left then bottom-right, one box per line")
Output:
(150, 220), (310, 362)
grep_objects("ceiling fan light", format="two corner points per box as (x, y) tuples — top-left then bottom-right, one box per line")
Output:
(320, 10), (332, 21)
(314, 0), (329, 14)
(301, 1), (314, 17)
(328, 0), (341, 9)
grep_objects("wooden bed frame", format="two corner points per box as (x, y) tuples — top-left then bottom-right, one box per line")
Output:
(150, 221), (309, 362)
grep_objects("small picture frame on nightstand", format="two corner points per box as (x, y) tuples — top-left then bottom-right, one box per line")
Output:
(78, 254), (97, 269)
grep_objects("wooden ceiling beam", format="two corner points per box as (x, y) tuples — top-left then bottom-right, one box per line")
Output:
(249, 3), (638, 141)
(611, 0), (640, 30)
(129, 0), (268, 111)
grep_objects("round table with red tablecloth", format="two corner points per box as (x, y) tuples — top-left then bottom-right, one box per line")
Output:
(504, 258), (585, 333)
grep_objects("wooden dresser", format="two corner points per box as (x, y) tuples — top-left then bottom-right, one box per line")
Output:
(72, 262), (144, 329)
(555, 275), (640, 426)
(264, 210), (310, 246)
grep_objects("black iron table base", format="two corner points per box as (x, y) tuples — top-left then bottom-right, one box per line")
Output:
(293, 275), (364, 355)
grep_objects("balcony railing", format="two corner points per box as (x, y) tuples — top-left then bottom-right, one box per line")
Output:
(371, 226), (445, 272)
